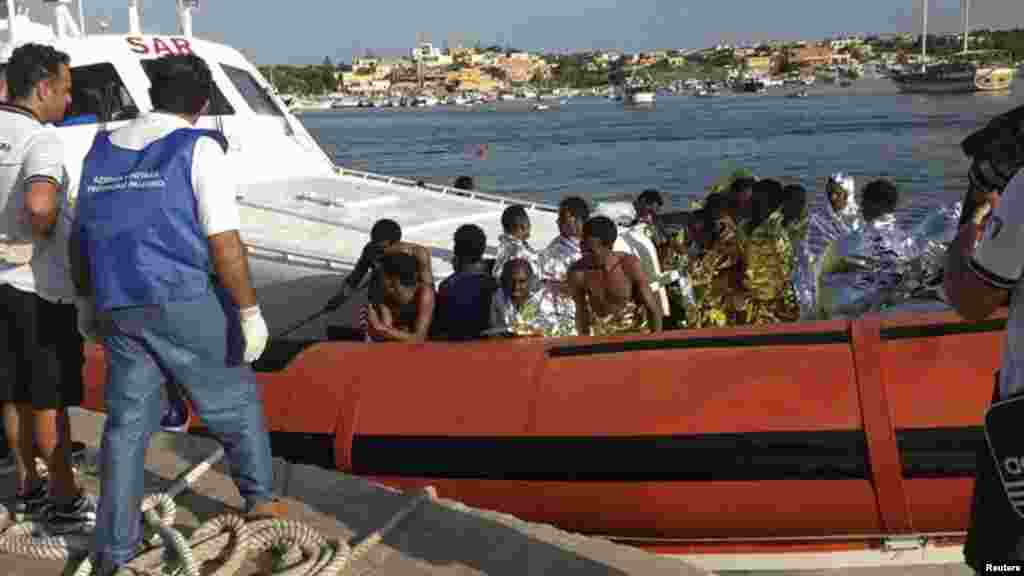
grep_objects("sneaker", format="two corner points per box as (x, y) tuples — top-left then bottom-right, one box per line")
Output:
(45, 493), (97, 535)
(160, 384), (191, 433)
(12, 482), (49, 521)
(246, 499), (288, 521)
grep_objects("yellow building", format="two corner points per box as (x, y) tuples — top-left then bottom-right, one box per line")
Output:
(744, 55), (776, 75)
(446, 67), (501, 92)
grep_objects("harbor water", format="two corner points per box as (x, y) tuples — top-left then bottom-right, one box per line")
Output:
(302, 78), (1024, 229)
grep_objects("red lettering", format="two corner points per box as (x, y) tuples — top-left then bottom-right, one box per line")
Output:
(152, 38), (173, 56)
(126, 36), (148, 55)
(171, 38), (193, 55)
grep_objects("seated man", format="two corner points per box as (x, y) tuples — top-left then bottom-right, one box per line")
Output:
(568, 216), (663, 336)
(739, 180), (807, 325)
(431, 224), (498, 341)
(326, 219), (433, 311)
(493, 204), (540, 284)
(365, 253), (434, 342)
(817, 179), (919, 319)
(490, 259), (547, 337)
(537, 196), (589, 337)
(688, 193), (746, 328)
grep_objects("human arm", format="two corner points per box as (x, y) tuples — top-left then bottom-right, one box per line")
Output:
(21, 132), (65, 239)
(944, 186), (1015, 321)
(367, 288), (434, 342)
(625, 254), (664, 332)
(193, 137), (265, 360)
(568, 268), (591, 336)
(415, 245), (435, 289)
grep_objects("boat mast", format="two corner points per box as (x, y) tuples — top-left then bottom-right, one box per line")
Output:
(962, 0), (969, 53)
(176, 0), (194, 38)
(4, 0), (15, 45)
(127, 0), (140, 35)
(921, 0), (928, 72)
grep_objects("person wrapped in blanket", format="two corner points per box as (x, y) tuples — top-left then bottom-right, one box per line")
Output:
(535, 196), (590, 337)
(816, 179), (921, 319)
(737, 180), (808, 325)
(686, 177), (755, 328)
(493, 204), (541, 287)
(489, 258), (548, 338)
(567, 216), (663, 336)
(796, 173), (863, 319)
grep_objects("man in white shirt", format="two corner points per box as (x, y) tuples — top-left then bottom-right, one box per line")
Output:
(71, 54), (281, 574)
(0, 43), (95, 533)
(945, 172), (1022, 570)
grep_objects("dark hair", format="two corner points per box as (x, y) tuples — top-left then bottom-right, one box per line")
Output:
(748, 179), (785, 231)
(370, 219), (402, 244)
(583, 216), (618, 248)
(861, 179), (900, 221)
(559, 196), (590, 222)
(500, 258), (533, 291)
(453, 175), (474, 190)
(637, 189), (663, 207)
(695, 193), (728, 245)
(453, 224), (487, 263)
(147, 54), (213, 116)
(501, 204), (529, 233)
(378, 252), (418, 287)
(782, 184), (807, 225)
(6, 43), (70, 102)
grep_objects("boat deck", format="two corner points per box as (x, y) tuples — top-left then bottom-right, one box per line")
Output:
(0, 409), (707, 575)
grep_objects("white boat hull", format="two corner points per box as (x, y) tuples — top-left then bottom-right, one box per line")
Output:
(626, 92), (655, 104)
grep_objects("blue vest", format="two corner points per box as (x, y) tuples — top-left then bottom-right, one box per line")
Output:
(76, 128), (228, 311)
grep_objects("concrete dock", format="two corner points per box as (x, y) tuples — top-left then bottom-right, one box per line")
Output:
(0, 409), (981, 575)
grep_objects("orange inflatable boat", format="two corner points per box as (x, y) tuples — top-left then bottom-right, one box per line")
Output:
(80, 309), (1005, 559)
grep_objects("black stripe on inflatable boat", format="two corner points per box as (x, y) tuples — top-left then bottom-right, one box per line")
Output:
(347, 431), (870, 481)
(880, 318), (1007, 341)
(896, 426), (985, 478)
(548, 330), (850, 358)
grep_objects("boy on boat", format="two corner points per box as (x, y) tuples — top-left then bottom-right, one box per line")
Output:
(687, 192), (746, 328)
(568, 216), (663, 336)
(493, 204), (541, 285)
(365, 252), (434, 342)
(432, 224), (497, 341)
(326, 218), (434, 310)
(536, 196), (589, 337)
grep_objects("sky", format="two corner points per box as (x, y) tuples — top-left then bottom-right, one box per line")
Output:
(28, 0), (1024, 64)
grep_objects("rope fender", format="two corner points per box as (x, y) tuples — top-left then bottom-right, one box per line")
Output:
(0, 443), (436, 575)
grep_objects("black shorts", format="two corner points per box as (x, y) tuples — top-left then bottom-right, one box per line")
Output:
(964, 372), (1024, 571)
(0, 285), (83, 409)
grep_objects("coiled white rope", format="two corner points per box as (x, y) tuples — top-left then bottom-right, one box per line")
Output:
(0, 444), (435, 575)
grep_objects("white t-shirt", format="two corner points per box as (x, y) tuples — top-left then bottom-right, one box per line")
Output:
(969, 169), (1024, 399)
(0, 104), (72, 302)
(106, 112), (240, 237)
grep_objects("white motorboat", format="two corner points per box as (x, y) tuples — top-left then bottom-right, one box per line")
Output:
(0, 0), (561, 338)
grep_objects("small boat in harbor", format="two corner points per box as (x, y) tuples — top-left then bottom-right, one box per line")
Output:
(786, 89), (809, 98)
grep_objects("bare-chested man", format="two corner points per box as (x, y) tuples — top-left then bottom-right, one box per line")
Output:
(326, 218), (434, 311)
(366, 252), (434, 342)
(568, 216), (663, 336)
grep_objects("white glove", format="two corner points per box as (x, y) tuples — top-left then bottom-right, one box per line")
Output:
(240, 306), (268, 363)
(0, 240), (33, 265)
(74, 297), (98, 342)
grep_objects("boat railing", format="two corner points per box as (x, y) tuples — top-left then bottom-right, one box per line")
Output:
(332, 167), (560, 214)
(244, 239), (355, 272)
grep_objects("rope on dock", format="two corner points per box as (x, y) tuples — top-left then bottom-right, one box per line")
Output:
(0, 444), (436, 575)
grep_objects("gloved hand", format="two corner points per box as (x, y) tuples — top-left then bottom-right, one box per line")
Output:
(74, 297), (98, 342)
(240, 306), (269, 363)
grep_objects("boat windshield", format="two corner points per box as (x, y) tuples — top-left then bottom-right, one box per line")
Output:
(139, 59), (236, 116)
(220, 64), (285, 118)
(60, 63), (139, 125)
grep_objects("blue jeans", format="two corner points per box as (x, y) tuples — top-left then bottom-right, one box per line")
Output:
(91, 288), (274, 571)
